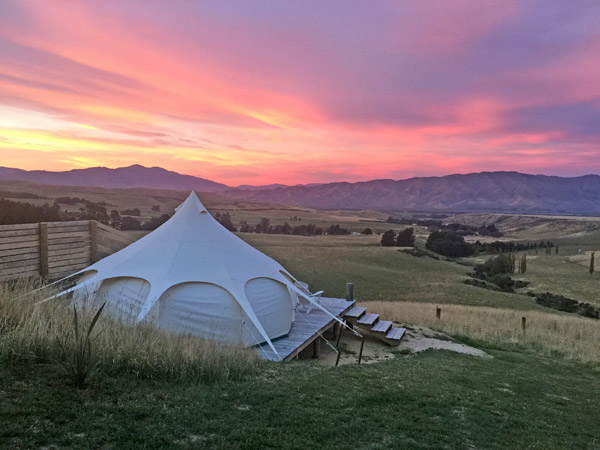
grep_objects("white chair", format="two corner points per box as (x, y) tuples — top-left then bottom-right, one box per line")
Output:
(293, 281), (323, 314)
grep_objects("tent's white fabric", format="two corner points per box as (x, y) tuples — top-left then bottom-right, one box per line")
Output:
(58, 192), (317, 358)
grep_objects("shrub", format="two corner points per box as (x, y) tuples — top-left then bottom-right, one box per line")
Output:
(472, 254), (514, 279)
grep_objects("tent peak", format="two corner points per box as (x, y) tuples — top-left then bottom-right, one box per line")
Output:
(175, 191), (208, 214)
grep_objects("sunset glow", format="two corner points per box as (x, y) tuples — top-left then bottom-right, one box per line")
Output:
(1, 1), (599, 185)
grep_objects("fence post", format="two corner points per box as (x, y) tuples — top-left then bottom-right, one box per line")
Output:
(436, 306), (441, 320)
(521, 317), (527, 334)
(346, 282), (354, 302)
(39, 222), (48, 281)
(90, 220), (98, 263)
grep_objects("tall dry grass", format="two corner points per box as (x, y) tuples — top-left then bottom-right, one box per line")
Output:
(0, 279), (262, 383)
(366, 301), (600, 365)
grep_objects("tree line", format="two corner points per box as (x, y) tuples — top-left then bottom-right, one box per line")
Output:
(387, 216), (504, 238)
(424, 230), (557, 258)
(0, 197), (170, 231)
(215, 213), (350, 236)
(0, 198), (62, 225)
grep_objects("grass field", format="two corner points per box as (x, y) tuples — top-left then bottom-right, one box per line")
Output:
(2, 348), (599, 449)
(2, 197), (600, 448)
(240, 233), (574, 311)
(365, 301), (600, 365)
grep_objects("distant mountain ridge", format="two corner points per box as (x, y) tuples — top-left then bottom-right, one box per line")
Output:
(1, 166), (599, 215)
(225, 172), (600, 215)
(0, 164), (228, 192)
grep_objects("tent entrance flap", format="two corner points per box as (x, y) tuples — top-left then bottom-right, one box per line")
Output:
(93, 277), (150, 323)
(244, 277), (293, 342)
(155, 282), (244, 344)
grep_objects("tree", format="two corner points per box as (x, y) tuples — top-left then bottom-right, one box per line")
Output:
(120, 208), (140, 216)
(381, 230), (396, 247)
(120, 216), (141, 230)
(425, 231), (474, 257)
(361, 228), (373, 235)
(396, 227), (415, 247)
(519, 254), (527, 274)
(109, 210), (121, 228)
(280, 222), (291, 235)
(590, 252), (595, 275)
(141, 214), (171, 231)
(239, 221), (252, 233)
(215, 212), (236, 231)
(254, 218), (271, 234)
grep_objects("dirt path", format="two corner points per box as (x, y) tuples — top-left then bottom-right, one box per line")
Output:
(310, 323), (489, 366)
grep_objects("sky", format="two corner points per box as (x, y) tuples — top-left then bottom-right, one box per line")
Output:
(0, 1), (599, 186)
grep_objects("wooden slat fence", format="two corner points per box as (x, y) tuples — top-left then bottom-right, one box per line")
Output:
(0, 220), (135, 281)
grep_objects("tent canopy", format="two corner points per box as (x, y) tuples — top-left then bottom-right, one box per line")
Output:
(64, 192), (309, 357)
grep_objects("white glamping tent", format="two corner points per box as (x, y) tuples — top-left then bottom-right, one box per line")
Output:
(55, 192), (327, 359)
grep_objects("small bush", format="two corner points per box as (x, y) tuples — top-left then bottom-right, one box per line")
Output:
(55, 302), (105, 388)
(472, 254), (514, 278)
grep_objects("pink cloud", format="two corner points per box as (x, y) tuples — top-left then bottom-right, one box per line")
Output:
(0, 0), (598, 185)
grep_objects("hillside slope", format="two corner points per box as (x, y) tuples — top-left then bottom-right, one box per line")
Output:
(226, 172), (600, 214)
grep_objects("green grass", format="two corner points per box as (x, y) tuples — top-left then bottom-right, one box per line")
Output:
(518, 252), (600, 306)
(2, 349), (599, 449)
(241, 233), (553, 311)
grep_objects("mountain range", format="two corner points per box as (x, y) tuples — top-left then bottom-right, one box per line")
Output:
(1, 165), (599, 215)
(225, 172), (600, 215)
(0, 164), (227, 192)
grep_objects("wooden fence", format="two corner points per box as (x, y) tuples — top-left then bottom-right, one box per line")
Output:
(0, 220), (134, 281)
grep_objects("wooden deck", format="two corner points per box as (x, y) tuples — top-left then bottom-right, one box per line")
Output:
(257, 297), (355, 361)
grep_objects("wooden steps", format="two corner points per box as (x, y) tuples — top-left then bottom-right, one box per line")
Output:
(345, 306), (366, 319)
(371, 320), (392, 334)
(357, 313), (379, 327)
(342, 306), (406, 346)
(384, 327), (406, 345)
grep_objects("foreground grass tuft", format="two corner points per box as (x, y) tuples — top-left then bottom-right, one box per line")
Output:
(0, 279), (262, 384)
